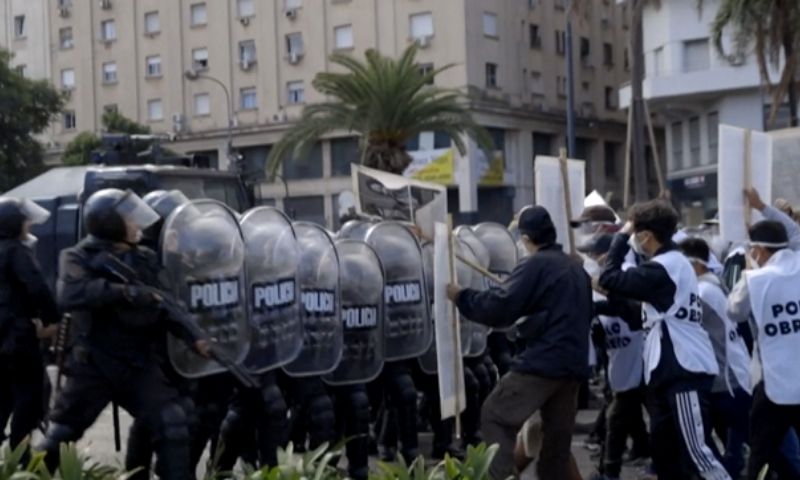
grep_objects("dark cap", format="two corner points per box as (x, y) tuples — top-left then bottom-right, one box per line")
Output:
(569, 205), (617, 228)
(577, 233), (613, 255)
(518, 205), (556, 244)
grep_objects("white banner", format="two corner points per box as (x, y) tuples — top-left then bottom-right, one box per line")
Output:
(718, 125), (771, 244)
(534, 156), (585, 252)
(434, 222), (465, 419)
(352, 165), (447, 239)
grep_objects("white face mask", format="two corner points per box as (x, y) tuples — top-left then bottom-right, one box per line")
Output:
(22, 233), (38, 249)
(747, 253), (761, 269)
(628, 233), (647, 257)
(583, 256), (601, 280)
(516, 239), (528, 258)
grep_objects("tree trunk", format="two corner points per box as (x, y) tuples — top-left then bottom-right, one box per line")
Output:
(783, 32), (798, 127)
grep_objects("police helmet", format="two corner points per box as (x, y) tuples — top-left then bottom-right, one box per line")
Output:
(143, 189), (190, 220)
(84, 189), (160, 242)
(0, 197), (50, 239)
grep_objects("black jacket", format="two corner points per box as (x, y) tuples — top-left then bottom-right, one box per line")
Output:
(58, 236), (197, 368)
(455, 244), (592, 379)
(0, 239), (60, 355)
(598, 234), (711, 388)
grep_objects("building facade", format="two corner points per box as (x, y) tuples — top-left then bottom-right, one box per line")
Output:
(619, 0), (787, 223)
(1, 0), (641, 228)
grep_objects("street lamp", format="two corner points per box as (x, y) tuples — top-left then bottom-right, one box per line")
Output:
(184, 69), (237, 172)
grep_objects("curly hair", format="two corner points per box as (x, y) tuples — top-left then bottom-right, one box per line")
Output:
(629, 200), (678, 244)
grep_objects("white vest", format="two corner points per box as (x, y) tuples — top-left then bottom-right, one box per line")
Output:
(598, 312), (644, 392)
(697, 276), (752, 395)
(641, 251), (718, 384)
(745, 249), (800, 405)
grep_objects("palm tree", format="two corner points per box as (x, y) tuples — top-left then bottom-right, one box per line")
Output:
(703, 0), (800, 127)
(265, 43), (494, 177)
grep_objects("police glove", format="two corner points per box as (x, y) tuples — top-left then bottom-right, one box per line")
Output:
(122, 286), (160, 307)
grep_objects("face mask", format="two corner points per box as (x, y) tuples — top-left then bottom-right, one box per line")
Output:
(747, 252), (761, 269)
(628, 233), (647, 257)
(516, 239), (528, 258)
(583, 256), (601, 280)
(22, 234), (38, 250)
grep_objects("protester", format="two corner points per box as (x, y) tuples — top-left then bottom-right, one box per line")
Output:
(447, 205), (592, 479)
(598, 200), (730, 479)
(679, 238), (752, 477)
(727, 220), (800, 480)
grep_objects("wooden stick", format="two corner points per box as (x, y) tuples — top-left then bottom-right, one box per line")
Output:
(413, 226), (504, 285)
(744, 129), (752, 228)
(623, 101), (634, 208)
(642, 100), (666, 195)
(559, 148), (577, 255)
(447, 215), (462, 439)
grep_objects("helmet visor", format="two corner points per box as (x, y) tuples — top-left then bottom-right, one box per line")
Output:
(150, 190), (190, 219)
(115, 191), (160, 230)
(20, 199), (51, 225)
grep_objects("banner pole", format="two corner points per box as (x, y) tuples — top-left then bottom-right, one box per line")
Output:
(744, 129), (752, 228)
(447, 215), (463, 439)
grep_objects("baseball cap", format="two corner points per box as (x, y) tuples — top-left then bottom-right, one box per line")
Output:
(577, 233), (613, 255)
(569, 205), (617, 228)
(517, 205), (556, 240)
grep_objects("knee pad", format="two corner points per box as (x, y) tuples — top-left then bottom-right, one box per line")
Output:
(156, 402), (189, 442)
(261, 383), (288, 421)
(463, 367), (479, 393)
(392, 374), (417, 406)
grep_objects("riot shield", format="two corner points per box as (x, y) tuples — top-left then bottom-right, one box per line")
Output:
(471, 222), (519, 333)
(323, 239), (385, 386)
(239, 207), (303, 373)
(283, 222), (343, 377)
(418, 239), (474, 374)
(364, 222), (431, 361)
(460, 242), (490, 357)
(162, 200), (249, 378)
(337, 219), (374, 241)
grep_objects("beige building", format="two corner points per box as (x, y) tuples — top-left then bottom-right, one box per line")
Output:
(1, 0), (643, 227)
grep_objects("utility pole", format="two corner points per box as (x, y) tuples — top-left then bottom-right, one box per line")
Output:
(565, 0), (577, 157)
(630, 0), (648, 201)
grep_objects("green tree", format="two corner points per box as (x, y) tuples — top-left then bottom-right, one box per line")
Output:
(265, 43), (494, 176)
(62, 131), (102, 166)
(702, 0), (800, 127)
(0, 49), (64, 192)
(102, 109), (151, 135)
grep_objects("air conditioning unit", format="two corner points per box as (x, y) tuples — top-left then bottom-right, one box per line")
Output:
(172, 113), (186, 133)
(240, 16), (251, 27)
(418, 35), (431, 48)
(99, 0), (111, 10)
(59, 6), (70, 17)
(285, 8), (298, 20)
(288, 51), (303, 64)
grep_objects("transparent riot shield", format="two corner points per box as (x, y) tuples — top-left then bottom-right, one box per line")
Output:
(454, 226), (491, 356)
(283, 222), (343, 377)
(161, 200), (249, 378)
(472, 222), (519, 333)
(365, 222), (431, 361)
(239, 207), (302, 373)
(323, 239), (385, 386)
(337, 219), (374, 241)
(418, 239), (473, 374)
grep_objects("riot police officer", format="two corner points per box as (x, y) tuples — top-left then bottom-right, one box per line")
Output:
(37, 189), (209, 480)
(0, 197), (60, 452)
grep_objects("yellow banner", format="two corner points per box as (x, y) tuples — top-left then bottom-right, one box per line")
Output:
(406, 148), (505, 186)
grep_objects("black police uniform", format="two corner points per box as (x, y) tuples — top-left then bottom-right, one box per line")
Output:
(38, 235), (200, 480)
(0, 206), (60, 450)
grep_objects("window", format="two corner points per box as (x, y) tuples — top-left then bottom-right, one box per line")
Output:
(671, 122), (683, 168)
(555, 30), (565, 56)
(409, 12), (433, 39)
(530, 71), (543, 94)
(624, 48), (630, 71)
(237, 0), (255, 18)
(604, 142), (618, 177)
(194, 93), (210, 116)
(557, 75), (566, 96)
(485, 63), (497, 88)
(581, 81), (590, 92)
(282, 143), (323, 180)
(61, 69), (75, 89)
(533, 133), (553, 156)
(653, 46), (664, 76)
(284, 0), (302, 9)
(58, 0), (71, 7)
(190, 3), (207, 26)
(14, 65), (26, 77)
(240, 146), (269, 181)
(102, 62), (117, 84)
(286, 32), (304, 55)
(529, 24), (541, 49)
(63, 111), (76, 130)
(144, 11), (160, 34)
(603, 43), (613, 66)
(580, 37), (591, 62)
(13, 15), (24, 38)
(528, 0), (538, 8)
(483, 12), (498, 38)
(287, 81), (304, 104)
(554, 0), (566, 9)
(283, 196), (325, 226)
(334, 24), (353, 50)
(683, 38), (710, 72)
(147, 99), (163, 121)
(240, 87), (257, 110)
(239, 40), (256, 65)
(192, 48), (209, 70)
(418, 63), (434, 85)
(101, 20), (116, 41)
(331, 137), (359, 176)
(689, 116), (701, 166)
(146, 55), (162, 77)
(604, 86), (616, 109)
(59, 28), (73, 49)
(707, 112), (719, 162)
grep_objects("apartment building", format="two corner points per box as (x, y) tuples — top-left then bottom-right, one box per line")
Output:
(619, 0), (786, 221)
(1, 0), (641, 228)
